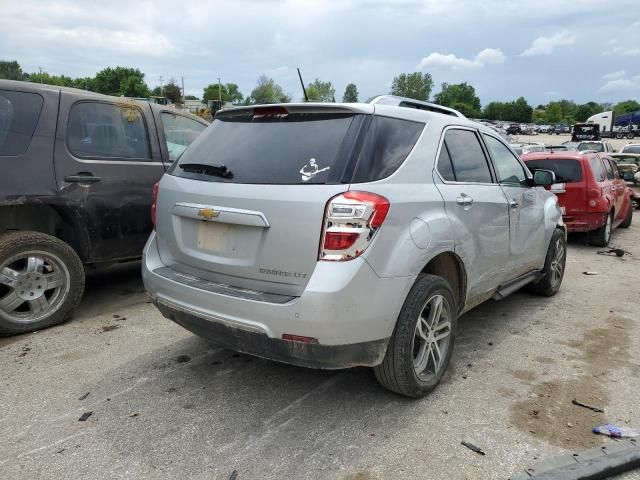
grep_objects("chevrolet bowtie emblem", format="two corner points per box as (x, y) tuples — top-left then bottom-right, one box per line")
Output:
(198, 208), (220, 219)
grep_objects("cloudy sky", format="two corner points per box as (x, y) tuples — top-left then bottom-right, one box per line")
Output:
(1, 0), (639, 105)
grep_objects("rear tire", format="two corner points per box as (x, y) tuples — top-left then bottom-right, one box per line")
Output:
(620, 203), (633, 228)
(374, 274), (457, 398)
(590, 212), (613, 247)
(0, 231), (84, 335)
(527, 229), (566, 297)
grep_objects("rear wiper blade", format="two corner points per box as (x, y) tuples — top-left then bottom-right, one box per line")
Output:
(179, 163), (233, 179)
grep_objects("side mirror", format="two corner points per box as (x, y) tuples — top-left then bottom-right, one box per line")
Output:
(622, 171), (635, 181)
(533, 169), (556, 186)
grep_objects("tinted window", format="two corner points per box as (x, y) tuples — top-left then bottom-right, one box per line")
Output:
(0, 90), (43, 156)
(589, 157), (606, 182)
(437, 144), (455, 181)
(602, 157), (614, 179)
(578, 141), (604, 152)
(442, 129), (492, 183)
(161, 113), (206, 161)
(67, 102), (151, 159)
(174, 113), (356, 184)
(524, 159), (583, 183)
(610, 159), (620, 179)
(352, 116), (423, 182)
(483, 135), (527, 184)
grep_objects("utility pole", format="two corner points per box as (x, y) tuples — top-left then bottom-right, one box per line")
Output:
(38, 67), (43, 83)
(158, 75), (164, 97)
(217, 77), (222, 103)
(181, 76), (185, 104)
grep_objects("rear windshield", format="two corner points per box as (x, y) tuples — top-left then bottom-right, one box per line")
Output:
(173, 113), (357, 184)
(577, 142), (604, 152)
(172, 112), (424, 184)
(524, 159), (583, 183)
(620, 145), (640, 154)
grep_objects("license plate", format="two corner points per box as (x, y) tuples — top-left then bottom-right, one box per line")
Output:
(197, 221), (232, 252)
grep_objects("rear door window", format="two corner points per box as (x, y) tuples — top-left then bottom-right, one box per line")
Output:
(439, 129), (493, 183)
(160, 112), (206, 161)
(67, 102), (151, 160)
(0, 90), (43, 156)
(352, 116), (424, 182)
(589, 157), (606, 182)
(524, 159), (583, 183)
(602, 157), (614, 179)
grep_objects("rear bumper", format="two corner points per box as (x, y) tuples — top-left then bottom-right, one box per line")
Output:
(155, 299), (388, 369)
(563, 212), (607, 232)
(142, 232), (413, 368)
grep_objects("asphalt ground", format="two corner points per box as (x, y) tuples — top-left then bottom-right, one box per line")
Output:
(2, 221), (640, 479)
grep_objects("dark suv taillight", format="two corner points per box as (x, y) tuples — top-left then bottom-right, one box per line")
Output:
(151, 181), (159, 229)
(319, 191), (390, 261)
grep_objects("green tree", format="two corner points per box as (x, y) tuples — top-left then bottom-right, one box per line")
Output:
(93, 66), (150, 97)
(483, 101), (506, 121)
(184, 95), (197, 100)
(544, 102), (563, 123)
(203, 83), (227, 103)
(249, 75), (291, 104)
(575, 102), (603, 122)
(225, 83), (244, 104)
(613, 100), (640, 115)
(390, 72), (433, 101)
(510, 97), (533, 123)
(306, 78), (335, 102)
(163, 79), (183, 104)
(26, 72), (75, 87)
(0, 60), (26, 80)
(434, 82), (481, 117)
(342, 83), (359, 102)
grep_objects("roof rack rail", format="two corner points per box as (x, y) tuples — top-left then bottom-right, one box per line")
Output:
(366, 95), (465, 118)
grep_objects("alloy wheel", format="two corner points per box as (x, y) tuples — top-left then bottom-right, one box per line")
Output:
(0, 251), (70, 323)
(549, 238), (565, 288)
(413, 294), (452, 381)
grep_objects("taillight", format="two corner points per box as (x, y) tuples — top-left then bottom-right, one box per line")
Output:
(319, 191), (390, 261)
(151, 181), (159, 229)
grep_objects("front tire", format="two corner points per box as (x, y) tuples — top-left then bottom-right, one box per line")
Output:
(590, 212), (613, 247)
(374, 274), (457, 398)
(527, 228), (566, 297)
(0, 231), (85, 335)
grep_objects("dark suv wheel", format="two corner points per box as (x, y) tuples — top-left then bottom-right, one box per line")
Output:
(0, 231), (84, 335)
(374, 274), (457, 398)
(527, 228), (566, 296)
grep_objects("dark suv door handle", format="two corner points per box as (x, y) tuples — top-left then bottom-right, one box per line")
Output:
(64, 174), (102, 184)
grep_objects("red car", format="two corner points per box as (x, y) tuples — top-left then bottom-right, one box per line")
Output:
(522, 152), (633, 246)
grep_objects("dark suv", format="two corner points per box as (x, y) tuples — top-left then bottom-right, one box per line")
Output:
(0, 80), (208, 334)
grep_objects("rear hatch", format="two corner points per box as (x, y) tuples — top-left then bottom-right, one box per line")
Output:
(524, 157), (586, 214)
(155, 105), (369, 297)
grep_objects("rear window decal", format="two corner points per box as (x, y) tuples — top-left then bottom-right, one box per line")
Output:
(300, 158), (330, 182)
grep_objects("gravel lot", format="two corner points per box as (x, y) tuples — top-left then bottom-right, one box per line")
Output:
(1, 221), (640, 479)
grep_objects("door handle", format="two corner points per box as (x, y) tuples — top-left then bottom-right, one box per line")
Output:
(510, 199), (519, 209)
(64, 174), (102, 184)
(456, 194), (474, 206)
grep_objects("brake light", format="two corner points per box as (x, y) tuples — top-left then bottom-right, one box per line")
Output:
(282, 334), (318, 344)
(319, 191), (390, 261)
(151, 181), (159, 229)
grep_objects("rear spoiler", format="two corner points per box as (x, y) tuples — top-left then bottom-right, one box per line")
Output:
(215, 103), (374, 119)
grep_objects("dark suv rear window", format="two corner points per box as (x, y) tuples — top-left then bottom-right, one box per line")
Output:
(524, 159), (583, 183)
(0, 90), (43, 156)
(173, 113), (357, 184)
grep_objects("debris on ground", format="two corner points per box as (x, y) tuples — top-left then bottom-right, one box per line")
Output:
(228, 470), (238, 480)
(582, 271), (598, 275)
(597, 248), (628, 257)
(129, 412), (139, 418)
(593, 424), (639, 438)
(101, 325), (120, 333)
(572, 398), (605, 413)
(176, 355), (191, 363)
(78, 411), (93, 422)
(461, 441), (485, 455)
(56, 448), (65, 454)
(78, 392), (90, 401)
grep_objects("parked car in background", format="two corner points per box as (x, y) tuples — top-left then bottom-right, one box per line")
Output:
(144, 95), (567, 398)
(510, 142), (545, 156)
(577, 140), (615, 153)
(523, 152), (633, 246)
(506, 124), (521, 135)
(553, 124), (571, 135)
(538, 125), (552, 134)
(545, 145), (571, 152)
(0, 80), (208, 334)
(619, 143), (640, 154)
(611, 153), (640, 185)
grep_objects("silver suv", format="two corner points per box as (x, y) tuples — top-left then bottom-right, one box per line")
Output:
(143, 96), (566, 398)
